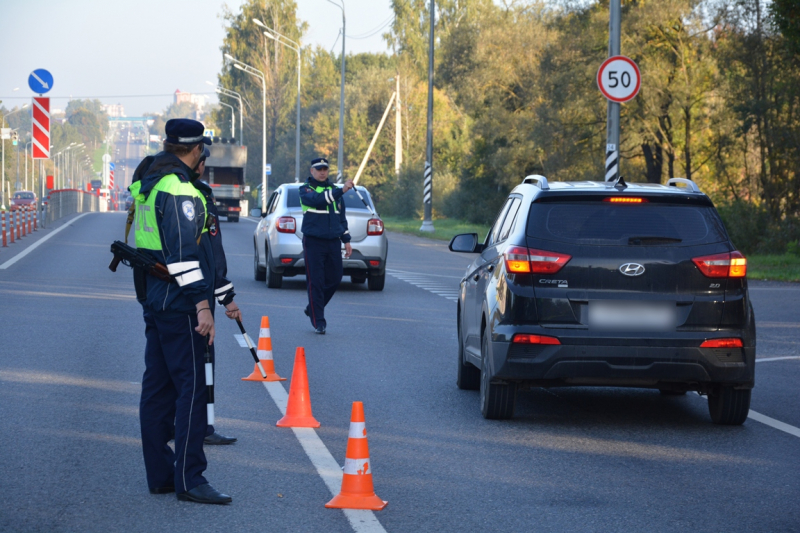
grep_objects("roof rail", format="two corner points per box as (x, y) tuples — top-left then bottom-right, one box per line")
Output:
(522, 174), (549, 190)
(667, 178), (700, 193)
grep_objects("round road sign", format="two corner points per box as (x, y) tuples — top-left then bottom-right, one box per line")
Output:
(597, 56), (640, 103)
(28, 69), (54, 95)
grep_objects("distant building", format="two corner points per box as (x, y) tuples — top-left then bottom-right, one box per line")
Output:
(174, 90), (210, 119)
(102, 103), (126, 117)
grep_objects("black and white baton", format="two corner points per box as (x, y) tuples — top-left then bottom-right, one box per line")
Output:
(204, 336), (215, 426)
(235, 318), (268, 379)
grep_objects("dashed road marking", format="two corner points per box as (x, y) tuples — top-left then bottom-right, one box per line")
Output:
(387, 268), (460, 301)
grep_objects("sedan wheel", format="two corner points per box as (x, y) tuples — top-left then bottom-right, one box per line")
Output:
(457, 314), (480, 390)
(254, 242), (266, 281)
(266, 246), (283, 289)
(708, 386), (751, 425)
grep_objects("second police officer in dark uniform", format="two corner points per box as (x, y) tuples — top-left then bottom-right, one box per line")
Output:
(129, 119), (231, 505)
(193, 147), (240, 446)
(299, 158), (355, 334)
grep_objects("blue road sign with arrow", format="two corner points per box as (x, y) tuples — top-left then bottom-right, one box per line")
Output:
(28, 69), (54, 94)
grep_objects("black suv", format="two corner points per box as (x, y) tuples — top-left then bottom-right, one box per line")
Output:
(450, 176), (755, 424)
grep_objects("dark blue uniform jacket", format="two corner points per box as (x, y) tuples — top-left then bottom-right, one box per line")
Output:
(299, 177), (351, 243)
(130, 152), (215, 317)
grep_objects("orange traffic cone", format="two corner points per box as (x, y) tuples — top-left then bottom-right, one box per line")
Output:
(276, 347), (320, 428)
(325, 401), (387, 511)
(242, 317), (286, 381)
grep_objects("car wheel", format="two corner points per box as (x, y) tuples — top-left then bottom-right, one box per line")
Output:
(254, 242), (266, 281)
(708, 386), (751, 425)
(457, 312), (480, 391)
(479, 329), (516, 419)
(351, 275), (366, 284)
(367, 272), (385, 291)
(266, 246), (283, 289)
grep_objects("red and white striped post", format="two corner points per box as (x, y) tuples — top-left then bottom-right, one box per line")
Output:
(9, 211), (15, 244)
(33, 207), (37, 231)
(21, 208), (27, 238)
(27, 206), (32, 234)
(1, 211), (6, 247)
(16, 211), (21, 240)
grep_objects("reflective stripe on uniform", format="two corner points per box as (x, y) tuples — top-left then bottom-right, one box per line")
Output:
(214, 282), (233, 296)
(343, 457), (371, 475)
(305, 208), (328, 214)
(174, 269), (204, 286)
(168, 261), (200, 275)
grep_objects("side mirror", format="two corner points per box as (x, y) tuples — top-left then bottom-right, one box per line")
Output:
(250, 208), (262, 218)
(449, 233), (483, 253)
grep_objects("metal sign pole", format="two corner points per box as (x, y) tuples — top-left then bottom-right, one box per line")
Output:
(420, 0), (435, 233)
(605, 0), (621, 181)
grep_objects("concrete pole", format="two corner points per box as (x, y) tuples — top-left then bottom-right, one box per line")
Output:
(295, 50), (301, 181)
(420, 0), (435, 233)
(395, 75), (402, 176)
(337, 4), (346, 181)
(219, 101), (235, 139)
(605, 0), (621, 182)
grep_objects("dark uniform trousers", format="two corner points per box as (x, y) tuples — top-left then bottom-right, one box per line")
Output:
(140, 310), (208, 494)
(303, 235), (343, 329)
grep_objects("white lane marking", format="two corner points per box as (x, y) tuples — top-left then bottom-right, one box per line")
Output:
(387, 268), (462, 280)
(262, 382), (386, 533)
(387, 269), (461, 303)
(748, 410), (800, 439)
(241, 217), (259, 223)
(233, 334), (249, 348)
(0, 213), (90, 270)
(756, 356), (800, 363)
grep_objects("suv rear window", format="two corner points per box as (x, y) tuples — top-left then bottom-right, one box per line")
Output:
(526, 202), (728, 245)
(286, 187), (373, 210)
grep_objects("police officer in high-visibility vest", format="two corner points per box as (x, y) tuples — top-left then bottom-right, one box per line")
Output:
(300, 157), (355, 334)
(129, 118), (231, 505)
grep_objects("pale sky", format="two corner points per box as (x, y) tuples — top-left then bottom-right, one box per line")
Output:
(0, 0), (393, 116)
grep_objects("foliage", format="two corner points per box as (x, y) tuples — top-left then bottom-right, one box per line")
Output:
(210, 0), (800, 252)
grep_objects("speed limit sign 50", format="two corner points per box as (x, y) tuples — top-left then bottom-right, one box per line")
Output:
(597, 55), (641, 103)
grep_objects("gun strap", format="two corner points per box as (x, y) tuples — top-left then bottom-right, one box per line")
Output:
(125, 204), (135, 244)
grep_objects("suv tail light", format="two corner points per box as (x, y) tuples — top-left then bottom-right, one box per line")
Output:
(700, 338), (743, 348)
(512, 334), (561, 345)
(367, 218), (384, 236)
(276, 216), (296, 233)
(692, 251), (747, 278)
(504, 247), (571, 274)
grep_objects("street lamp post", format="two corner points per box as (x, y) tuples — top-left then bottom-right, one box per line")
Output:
(254, 18), (302, 182)
(225, 53), (268, 213)
(206, 82), (244, 146)
(24, 141), (32, 191)
(218, 101), (236, 140)
(326, 0), (346, 181)
(1, 104), (29, 209)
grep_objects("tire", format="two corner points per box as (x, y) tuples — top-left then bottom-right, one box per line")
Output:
(351, 275), (366, 284)
(457, 315), (480, 390)
(708, 386), (751, 425)
(266, 246), (283, 289)
(480, 330), (516, 419)
(254, 243), (266, 282)
(368, 272), (385, 291)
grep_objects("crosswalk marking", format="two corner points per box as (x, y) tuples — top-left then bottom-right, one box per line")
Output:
(387, 269), (460, 302)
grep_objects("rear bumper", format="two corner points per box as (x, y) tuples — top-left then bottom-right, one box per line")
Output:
(488, 329), (755, 390)
(272, 250), (386, 277)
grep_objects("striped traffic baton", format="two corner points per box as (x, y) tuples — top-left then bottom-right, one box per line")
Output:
(205, 336), (215, 426)
(235, 318), (269, 379)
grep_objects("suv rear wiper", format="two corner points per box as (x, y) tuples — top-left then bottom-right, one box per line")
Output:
(628, 236), (683, 245)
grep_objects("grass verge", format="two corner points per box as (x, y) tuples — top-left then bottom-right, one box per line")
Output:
(382, 217), (800, 282)
(747, 254), (800, 282)
(382, 216), (490, 243)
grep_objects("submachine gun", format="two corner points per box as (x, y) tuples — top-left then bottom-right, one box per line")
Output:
(108, 240), (172, 282)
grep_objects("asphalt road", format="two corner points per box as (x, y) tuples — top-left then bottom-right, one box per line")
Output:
(0, 213), (798, 532)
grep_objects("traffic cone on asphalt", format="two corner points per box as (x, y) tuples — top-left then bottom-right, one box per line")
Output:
(325, 401), (387, 511)
(242, 316), (285, 382)
(276, 347), (320, 428)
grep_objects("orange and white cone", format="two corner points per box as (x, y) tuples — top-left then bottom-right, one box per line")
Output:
(242, 316), (286, 381)
(325, 401), (387, 511)
(276, 347), (320, 428)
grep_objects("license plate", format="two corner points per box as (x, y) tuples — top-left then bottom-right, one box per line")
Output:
(588, 301), (675, 331)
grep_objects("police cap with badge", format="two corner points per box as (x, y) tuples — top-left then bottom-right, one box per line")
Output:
(310, 157), (329, 169)
(165, 118), (212, 146)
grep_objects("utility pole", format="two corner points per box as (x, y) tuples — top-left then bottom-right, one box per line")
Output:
(395, 75), (402, 176)
(420, 0), (435, 232)
(605, 0), (621, 181)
